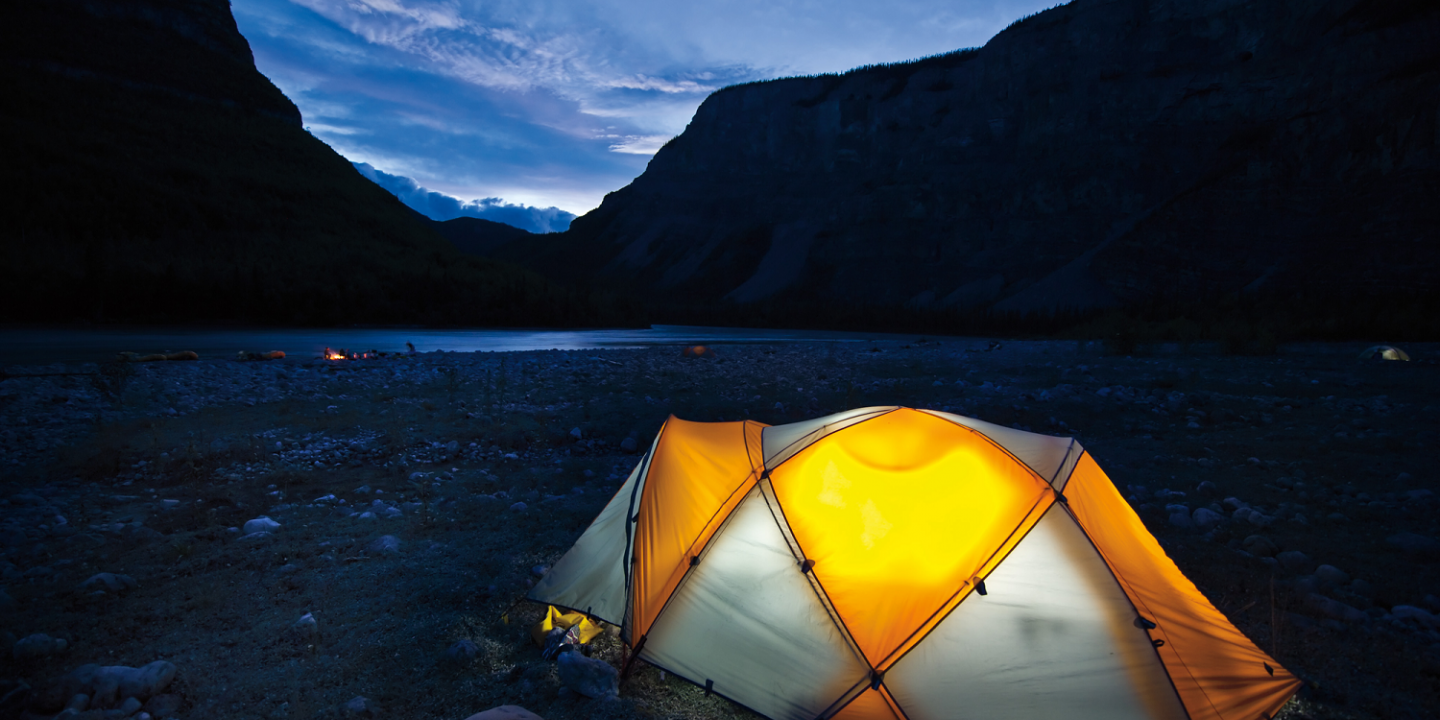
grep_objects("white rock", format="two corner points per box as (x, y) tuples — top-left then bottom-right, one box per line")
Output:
(79, 573), (137, 594)
(292, 612), (319, 639)
(236, 531), (274, 543)
(58, 661), (177, 708)
(243, 516), (281, 534)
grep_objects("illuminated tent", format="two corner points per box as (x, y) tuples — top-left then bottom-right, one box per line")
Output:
(529, 407), (1299, 720)
(1358, 345), (1410, 361)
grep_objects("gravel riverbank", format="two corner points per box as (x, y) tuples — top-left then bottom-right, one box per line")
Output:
(2, 339), (1438, 719)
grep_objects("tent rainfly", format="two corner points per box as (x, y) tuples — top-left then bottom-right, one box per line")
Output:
(529, 407), (1300, 720)
(1358, 345), (1410, 361)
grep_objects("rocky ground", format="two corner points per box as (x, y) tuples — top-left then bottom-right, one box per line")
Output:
(1, 338), (1438, 720)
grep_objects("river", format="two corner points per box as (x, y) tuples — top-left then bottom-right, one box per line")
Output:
(0, 325), (940, 366)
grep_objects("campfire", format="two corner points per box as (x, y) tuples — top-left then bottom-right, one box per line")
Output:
(323, 348), (383, 361)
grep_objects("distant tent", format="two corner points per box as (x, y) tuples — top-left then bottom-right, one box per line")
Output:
(1359, 345), (1410, 361)
(530, 407), (1299, 720)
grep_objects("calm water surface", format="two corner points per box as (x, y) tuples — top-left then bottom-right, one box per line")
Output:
(0, 325), (936, 366)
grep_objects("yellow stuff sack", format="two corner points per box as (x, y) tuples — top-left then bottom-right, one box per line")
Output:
(530, 605), (602, 647)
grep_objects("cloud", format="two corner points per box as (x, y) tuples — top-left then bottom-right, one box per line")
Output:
(353, 162), (576, 233)
(607, 135), (672, 155)
(235, 0), (1058, 211)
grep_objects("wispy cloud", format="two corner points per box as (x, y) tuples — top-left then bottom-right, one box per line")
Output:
(234, 1), (1055, 213)
(607, 135), (672, 155)
(354, 162), (576, 233)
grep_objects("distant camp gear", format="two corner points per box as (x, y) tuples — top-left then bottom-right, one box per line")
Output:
(1359, 345), (1410, 361)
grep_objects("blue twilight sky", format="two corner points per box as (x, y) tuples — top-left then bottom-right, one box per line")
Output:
(233, 0), (1056, 230)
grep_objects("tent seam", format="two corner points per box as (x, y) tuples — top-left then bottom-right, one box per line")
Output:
(623, 418), (668, 644)
(764, 407), (899, 473)
(638, 483), (766, 663)
(876, 495), (1056, 672)
(1058, 465), (1202, 720)
(919, 408), (1065, 487)
(758, 477), (872, 679)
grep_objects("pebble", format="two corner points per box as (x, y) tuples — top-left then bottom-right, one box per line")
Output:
(291, 612), (318, 640)
(620, 437), (638, 453)
(243, 516), (281, 534)
(13, 633), (67, 659)
(119, 696), (143, 716)
(78, 572), (137, 594)
(345, 695), (375, 717)
(367, 535), (401, 554)
(143, 694), (181, 717)
(65, 693), (89, 712)
(510, 502), (528, 512)
(448, 639), (479, 662)
(236, 531), (274, 543)
(1167, 510), (1193, 529)
(556, 650), (619, 699)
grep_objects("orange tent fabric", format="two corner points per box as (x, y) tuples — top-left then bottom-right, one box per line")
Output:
(530, 407), (1300, 720)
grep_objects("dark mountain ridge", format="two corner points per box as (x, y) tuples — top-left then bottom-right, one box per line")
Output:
(505, 0), (1440, 336)
(1, 0), (630, 327)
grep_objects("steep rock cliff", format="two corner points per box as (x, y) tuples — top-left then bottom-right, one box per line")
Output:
(517, 0), (1440, 316)
(1, 0), (622, 326)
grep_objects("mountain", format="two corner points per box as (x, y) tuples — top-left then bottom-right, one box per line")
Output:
(425, 216), (537, 257)
(507, 0), (1440, 333)
(0, 0), (627, 327)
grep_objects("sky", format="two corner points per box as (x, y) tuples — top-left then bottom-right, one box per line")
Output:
(232, 1), (1056, 231)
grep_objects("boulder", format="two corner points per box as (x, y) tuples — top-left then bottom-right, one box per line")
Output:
(1191, 508), (1225, 530)
(78, 573), (137, 594)
(556, 650), (618, 699)
(1314, 565), (1350, 587)
(1242, 535), (1278, 558)
(1387, 533), (1440, 560)
(465, 706), (546, 720)
(243, 516), (281, 534)
(1303, 594), (1367, 624)
(1391, 605), (1440, 630)
(52, 661), (177, 709)
(12, 633), (67, 660)
(1275, 551), (1314, 574)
